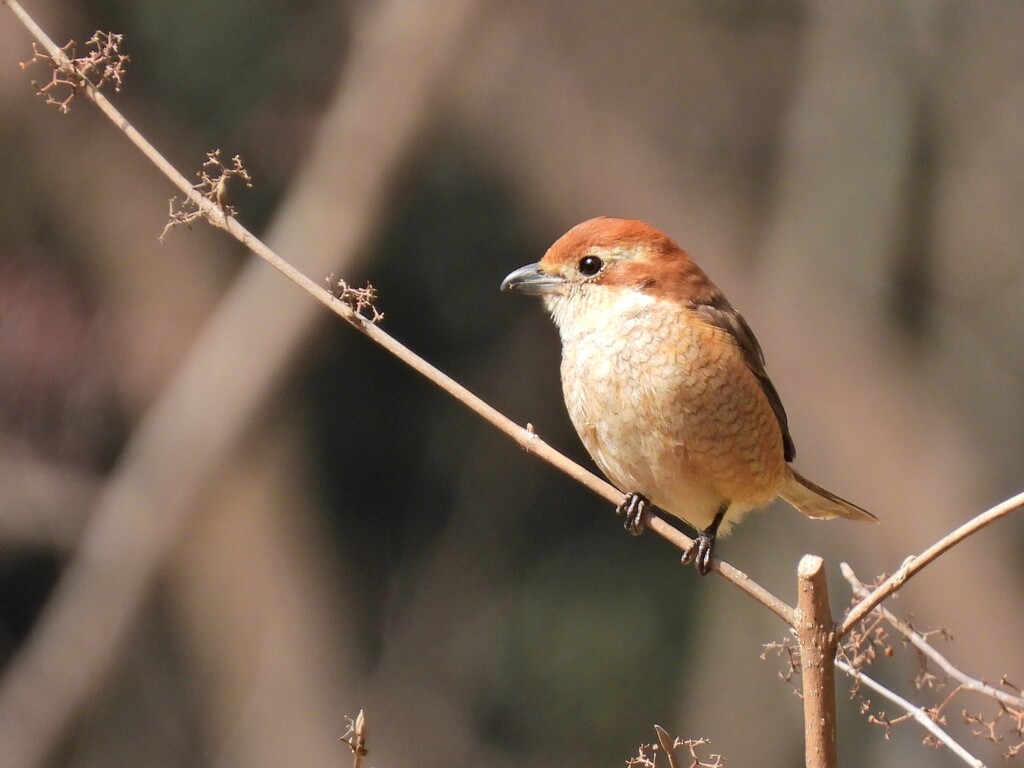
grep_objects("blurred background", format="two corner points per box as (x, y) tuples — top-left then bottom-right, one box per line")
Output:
(1, 1), (1023, 766)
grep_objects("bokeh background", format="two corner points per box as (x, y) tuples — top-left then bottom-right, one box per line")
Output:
(1, 1), (1023, 766)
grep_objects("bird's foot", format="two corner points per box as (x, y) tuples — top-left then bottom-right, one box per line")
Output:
(681, 530), (717, 577)
(681, 504), (727, 577)
(616, 492), (650, 536)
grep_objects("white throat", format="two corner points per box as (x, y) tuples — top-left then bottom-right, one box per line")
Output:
(544, 287), (658, 345)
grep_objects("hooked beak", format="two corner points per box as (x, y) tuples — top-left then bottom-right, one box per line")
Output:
(500, 263), (566, 295)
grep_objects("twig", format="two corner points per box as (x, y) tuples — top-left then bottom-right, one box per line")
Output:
(841, 563), (1024, 710)
(341, 710), (368, 768)
(835, 658), (985, 768)
(839, 490), (1024, 636)
(0, 0), (797, 627)
(160, 150), (253, 242)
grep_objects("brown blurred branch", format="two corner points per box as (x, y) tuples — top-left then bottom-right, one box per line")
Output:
(840, 490), (1024, 636)
(0, 455), (96, 550)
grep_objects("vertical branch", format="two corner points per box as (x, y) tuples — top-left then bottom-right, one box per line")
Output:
(796, 555), (839, 768)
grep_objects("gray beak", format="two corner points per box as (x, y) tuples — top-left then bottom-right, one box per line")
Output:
(500, 263), (566, 295)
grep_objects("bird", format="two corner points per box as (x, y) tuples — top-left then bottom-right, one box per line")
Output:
(500, 217), (876, 576)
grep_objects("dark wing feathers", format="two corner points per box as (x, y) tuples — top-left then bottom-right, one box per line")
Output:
(692, 296), (796, 462)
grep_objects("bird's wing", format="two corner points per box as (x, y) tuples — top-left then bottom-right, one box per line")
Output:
(691, 296), (796, 462)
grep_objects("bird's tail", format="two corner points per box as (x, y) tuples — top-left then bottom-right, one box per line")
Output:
(780, 470), (878, 523)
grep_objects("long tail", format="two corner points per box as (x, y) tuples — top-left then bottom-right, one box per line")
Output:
(780, 470), (878, 523)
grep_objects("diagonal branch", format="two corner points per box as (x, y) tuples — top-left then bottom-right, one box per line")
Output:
(840, 490), (1024, 636)
(835, 658), (984, 768)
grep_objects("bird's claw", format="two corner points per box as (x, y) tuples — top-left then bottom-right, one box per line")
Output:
(681, 530), (716, 577)
(616, 492), (650, 536)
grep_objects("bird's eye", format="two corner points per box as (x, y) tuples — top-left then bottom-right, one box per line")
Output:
(578, 255), (604, 277)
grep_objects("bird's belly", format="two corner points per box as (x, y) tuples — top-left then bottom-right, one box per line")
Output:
(560, 320), (785, 533)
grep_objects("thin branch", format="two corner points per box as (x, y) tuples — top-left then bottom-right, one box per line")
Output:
(841, 563), (1024, 710)
(839, 490), (1024, 636)
(835, 658), (985, 768)
(1, 0), (797, 627)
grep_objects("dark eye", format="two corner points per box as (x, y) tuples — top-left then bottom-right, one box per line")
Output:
(578, 255), (603, 277)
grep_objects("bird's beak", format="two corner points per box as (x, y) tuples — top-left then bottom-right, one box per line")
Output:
(500, 263), (566, 295)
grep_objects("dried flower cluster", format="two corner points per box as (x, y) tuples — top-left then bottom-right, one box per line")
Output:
(840, 601), (896, 674)
(327, 276), (385, 324)
(838, 571), (1024, 761)
(20, 31), (128, 112)
(626, 727), (725, 768)
(761, 637), (803, 697)
(161, 150), (253, 241)
(839, 577), (929, 739)
(963, 687), (1024, 759)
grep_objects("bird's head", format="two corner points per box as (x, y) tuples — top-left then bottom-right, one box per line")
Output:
(501, 217), (719, 333)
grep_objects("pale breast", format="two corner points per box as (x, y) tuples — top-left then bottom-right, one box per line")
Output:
(554, 291), (786, 531)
